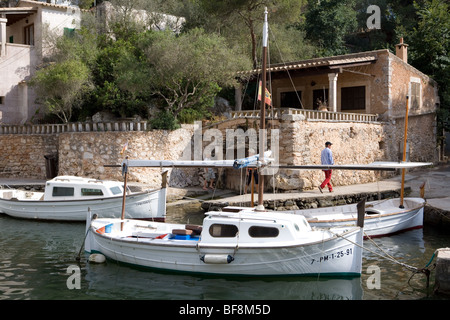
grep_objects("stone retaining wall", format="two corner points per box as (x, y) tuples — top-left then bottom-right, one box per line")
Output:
(57, 125), (195, 188)
(0, 135), (58, 179)
(0, 115), (437, 191)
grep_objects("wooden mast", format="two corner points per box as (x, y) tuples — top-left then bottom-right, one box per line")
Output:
(257, 7), (268, 211)
(121, 156), (128, 230)
(399, 95), (409, 209)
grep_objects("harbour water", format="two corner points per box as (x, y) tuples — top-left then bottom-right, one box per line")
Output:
(1, 204), (449, 301)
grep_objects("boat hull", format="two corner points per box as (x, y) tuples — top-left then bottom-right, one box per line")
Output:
(87, 221), (362, 277)
(0, 189), (166, 222)
(286, 198), (424, 238)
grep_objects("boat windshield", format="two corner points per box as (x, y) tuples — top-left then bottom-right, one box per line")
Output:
(52, 187), (74, 197)
(110, 186), (122, 195)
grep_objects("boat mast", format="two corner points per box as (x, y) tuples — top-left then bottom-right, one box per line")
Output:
(399, 95), (409, 208)
(121, 156), (129, 230)
(257, 7), (268, 210)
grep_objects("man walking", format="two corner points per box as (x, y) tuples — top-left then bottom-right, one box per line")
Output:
(319, 141), (334, 193)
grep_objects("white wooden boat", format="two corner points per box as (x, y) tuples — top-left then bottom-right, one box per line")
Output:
(277, 197), (425, 238)
(0, 176), (166, 222)
(85, 208), (364, 277)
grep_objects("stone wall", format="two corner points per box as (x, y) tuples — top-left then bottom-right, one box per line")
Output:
(0, 116), (437, 191)
(0, 134), (58, 178)
(57, 125), (195, 188)
(220, 116), (389, 191)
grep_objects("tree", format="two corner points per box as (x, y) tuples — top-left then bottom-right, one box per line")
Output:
(303, 0), (358, 56)
(30, 23), (96, 123)
(409, 0), (450, 141)
(30, 59), (92, 123)
(196, 0), (308, 68)
(116, 28), (252, 125)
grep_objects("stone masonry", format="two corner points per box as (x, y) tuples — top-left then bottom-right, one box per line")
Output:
(0, 114), (437, 191)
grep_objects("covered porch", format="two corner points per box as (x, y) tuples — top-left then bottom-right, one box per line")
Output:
(235, 51), (380, 115)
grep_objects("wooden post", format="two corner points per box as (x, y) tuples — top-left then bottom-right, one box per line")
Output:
(400, 96), (409, 209)
(356, 198), (366, 228)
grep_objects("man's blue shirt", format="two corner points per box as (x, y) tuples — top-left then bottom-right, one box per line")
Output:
(321, 147), (334, 165)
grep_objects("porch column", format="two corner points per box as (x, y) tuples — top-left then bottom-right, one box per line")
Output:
(235, 83), (242, 111)
(328, 73), (338, 112)
(0, 16), (7, 57)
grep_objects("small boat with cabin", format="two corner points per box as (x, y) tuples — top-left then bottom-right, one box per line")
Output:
(0, 175), (166, 222)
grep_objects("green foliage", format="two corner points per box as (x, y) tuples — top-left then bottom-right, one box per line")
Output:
(116, 28), (250, 120)
(150, 109), (180, 130)
(195, 0), (308, 67)
(29, 0), (448, 136)
(30, 59), (92, 123)
(303, 0), (358, 56)
(409, 0), (450, 133)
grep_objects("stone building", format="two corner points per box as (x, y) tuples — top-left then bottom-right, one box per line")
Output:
(222, 41), (440, 190)
(0, 0), (81, 124)
(236, 39), (439, 121)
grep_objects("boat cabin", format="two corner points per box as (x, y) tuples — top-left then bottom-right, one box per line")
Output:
(200, 210), (313, 244)
(43, 176), (127, 201)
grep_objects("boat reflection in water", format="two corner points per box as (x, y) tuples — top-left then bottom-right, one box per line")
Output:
(83, 260), (364, 300)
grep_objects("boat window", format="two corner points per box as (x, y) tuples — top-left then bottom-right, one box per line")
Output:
(209, 224), (238, 238)
(248, 226), (279, 238)
(81, 188), (104, 196)
(110, 186), (122, 195)
(52, 187), (74, 197)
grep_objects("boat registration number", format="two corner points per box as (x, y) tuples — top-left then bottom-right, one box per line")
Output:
(311, 248), (353, 264)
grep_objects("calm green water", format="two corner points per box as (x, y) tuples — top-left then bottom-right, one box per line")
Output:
(0, 205), (449, 301)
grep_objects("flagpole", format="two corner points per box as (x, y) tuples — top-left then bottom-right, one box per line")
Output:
(257, 7), (268, 211)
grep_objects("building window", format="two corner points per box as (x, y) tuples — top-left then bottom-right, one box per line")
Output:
(280, 90), (302, 109)
(410, 79), (421, 109)
(9, 36), (13, 43)
(24, 24), (34, 45)
(64, 28), (76, 38)
(0, 96), (5, 104)
(341, 86), (366, 111)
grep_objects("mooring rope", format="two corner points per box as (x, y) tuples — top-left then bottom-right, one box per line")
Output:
(364, 232), (419, 273)
(329, 229), (435, 287)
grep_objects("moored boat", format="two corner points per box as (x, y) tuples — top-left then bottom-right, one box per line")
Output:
(0, 175), (166, 222)
(275, 197), (425, 238)
(85, 208), (364, 277)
